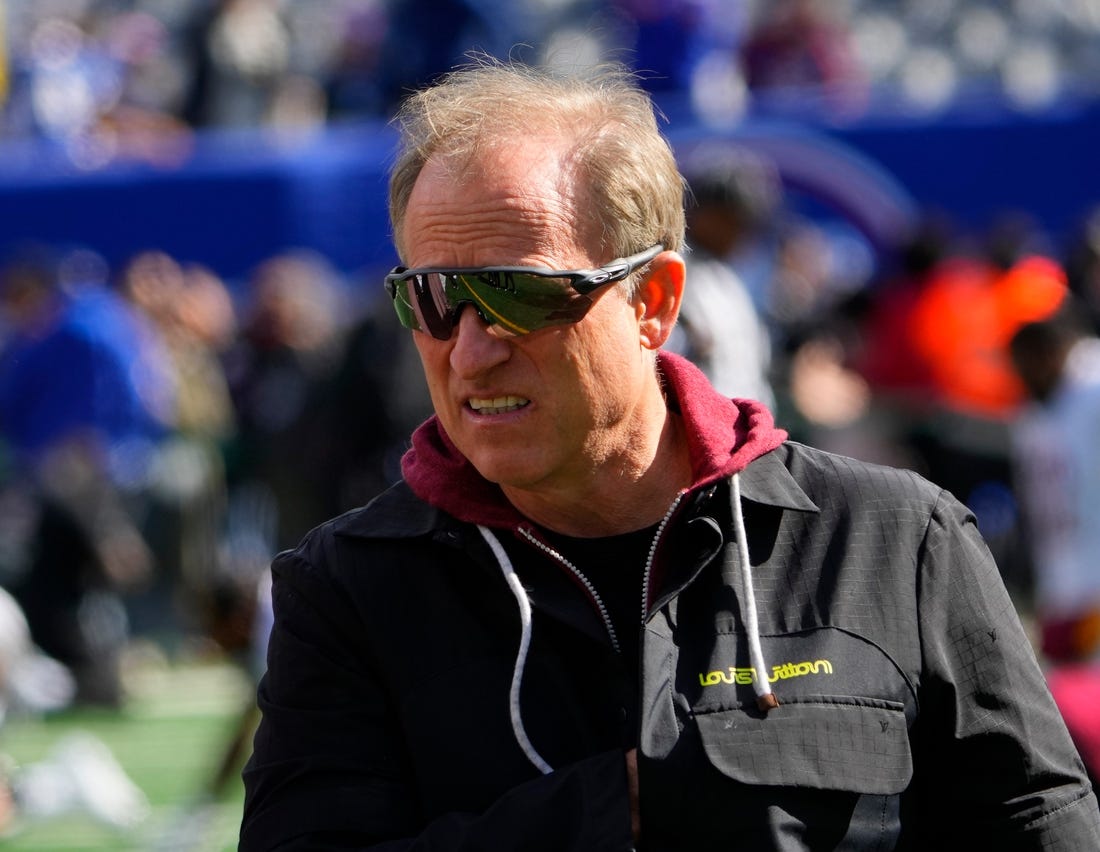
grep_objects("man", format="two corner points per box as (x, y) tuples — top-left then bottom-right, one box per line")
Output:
(240, 59), (1100, 850)
(666, 143), (777, 408)
(1008, 303), (1100, 662)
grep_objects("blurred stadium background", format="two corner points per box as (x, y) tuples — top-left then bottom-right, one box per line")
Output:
(0, 0), (1097, 281)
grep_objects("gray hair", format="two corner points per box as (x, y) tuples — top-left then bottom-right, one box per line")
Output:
(387, 56), (686, 288)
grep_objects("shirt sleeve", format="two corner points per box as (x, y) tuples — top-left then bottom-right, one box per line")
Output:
(239, 535), (636, 851)
(914, 489), (1100, 849)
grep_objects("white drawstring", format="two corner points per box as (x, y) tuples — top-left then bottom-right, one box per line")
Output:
(477, 525), (554, 774)
(731, 473), (778, 711)
(477, 473), (774, 779)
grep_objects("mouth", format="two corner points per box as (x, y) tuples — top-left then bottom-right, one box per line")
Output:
(467, 395), (530, 416)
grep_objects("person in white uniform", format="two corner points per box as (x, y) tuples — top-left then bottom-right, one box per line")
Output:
(1008, 300), (1100, 663)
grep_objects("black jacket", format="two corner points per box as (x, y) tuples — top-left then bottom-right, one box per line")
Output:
(240, 352), (1100, 850)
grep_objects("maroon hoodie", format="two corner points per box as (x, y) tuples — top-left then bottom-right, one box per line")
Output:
(400, 350), (788, 528)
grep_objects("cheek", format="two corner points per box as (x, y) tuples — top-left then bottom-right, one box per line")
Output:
(412, 335), (451, 398)
(560, 314), (643, 417)
(585, 296), (645, 373)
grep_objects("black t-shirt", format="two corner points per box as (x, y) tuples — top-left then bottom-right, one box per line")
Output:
(538, 523), (660, 682)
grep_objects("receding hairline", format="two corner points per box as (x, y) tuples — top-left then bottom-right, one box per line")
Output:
(387, 58), (686, 263)
(393, 58), (654, 148)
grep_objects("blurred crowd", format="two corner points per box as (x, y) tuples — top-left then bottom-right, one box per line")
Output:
(0, 241), (432, 709)
(1, 0), (1100, 170)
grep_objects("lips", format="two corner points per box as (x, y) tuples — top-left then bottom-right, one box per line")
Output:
(468, 395), (530, 415)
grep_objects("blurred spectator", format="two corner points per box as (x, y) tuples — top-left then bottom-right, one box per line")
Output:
(0, 585), (74, 726)
(0, 244), (175, 706)
(875, 223), (1068, 597)
(312, 1), (391, 120)
(117, 250), (238, 650)
(221, 249), (348, 553)
(763, 216), (845, 347)
(1004, 293), (1100, 801)
(667, 142), (777, 406)
(1064, 205), (1100, 336)
(774, 301), (892, 469)
(0, 6), (192, 168)
(344, 0), (530, 121)
(119, 252), (237, 447)
(843, 213), (961, 475)
(909, 241), (1068, 422)
(1008, 301), (1100, 663)
(602, 0), (709, 94)
(853, 213), (953, 411)
(181, 0), (292, 128)
(0, 586), (149, 837)
(323, 286), (433, 514)
(1, 733), (150, 837)
(739, 0), (869, 116)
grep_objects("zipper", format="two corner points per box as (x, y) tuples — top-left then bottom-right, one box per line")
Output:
(517, 491), (686, 655)
(641, 493), (684, 624)
(518, 528), (624, 654)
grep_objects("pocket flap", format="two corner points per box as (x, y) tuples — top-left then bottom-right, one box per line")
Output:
(695, 697), (912, 795)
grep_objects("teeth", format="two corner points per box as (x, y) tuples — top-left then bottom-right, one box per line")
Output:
(469, 395), (528, 414)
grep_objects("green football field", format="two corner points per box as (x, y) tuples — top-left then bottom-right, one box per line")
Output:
(1, 651), (254, 851)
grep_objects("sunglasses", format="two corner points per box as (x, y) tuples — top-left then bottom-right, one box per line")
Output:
(384, 244), (663, 340)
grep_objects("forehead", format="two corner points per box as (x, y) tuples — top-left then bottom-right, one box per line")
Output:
(402, 137), (593, 268)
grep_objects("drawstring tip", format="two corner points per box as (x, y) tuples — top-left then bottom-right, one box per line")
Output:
(756, 693), (779, 712)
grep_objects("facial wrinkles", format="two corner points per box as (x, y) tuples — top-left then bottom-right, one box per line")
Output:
(405, 137), (661, 507)
(558, 298), (649, 467)
(405, 144), (585, 268)
(491, 326), (661, 532)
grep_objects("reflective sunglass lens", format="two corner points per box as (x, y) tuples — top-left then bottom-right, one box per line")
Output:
(387, 245), (661, 337)
(395, 273), (592, 340)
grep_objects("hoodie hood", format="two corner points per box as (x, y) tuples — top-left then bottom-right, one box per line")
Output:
(401, 350), (787, 527)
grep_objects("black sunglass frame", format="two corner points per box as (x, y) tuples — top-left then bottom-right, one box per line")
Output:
(384, 244), (664, 299)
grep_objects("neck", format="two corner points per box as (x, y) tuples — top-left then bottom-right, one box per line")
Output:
(501, 410), (692, 538)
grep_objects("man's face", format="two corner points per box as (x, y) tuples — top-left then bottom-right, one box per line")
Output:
(399, 138), (655, 496)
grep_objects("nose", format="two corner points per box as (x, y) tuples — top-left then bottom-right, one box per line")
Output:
(448, 304), (511, 377)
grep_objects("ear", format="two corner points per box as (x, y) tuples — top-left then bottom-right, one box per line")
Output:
(636, 250), (685, 350)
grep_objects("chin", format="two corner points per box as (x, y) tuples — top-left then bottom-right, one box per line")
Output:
(468, 451), (542, 488)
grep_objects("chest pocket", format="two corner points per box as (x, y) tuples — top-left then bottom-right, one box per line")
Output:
(646, 625), (917, 796)
(695, 696), (912, 794)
